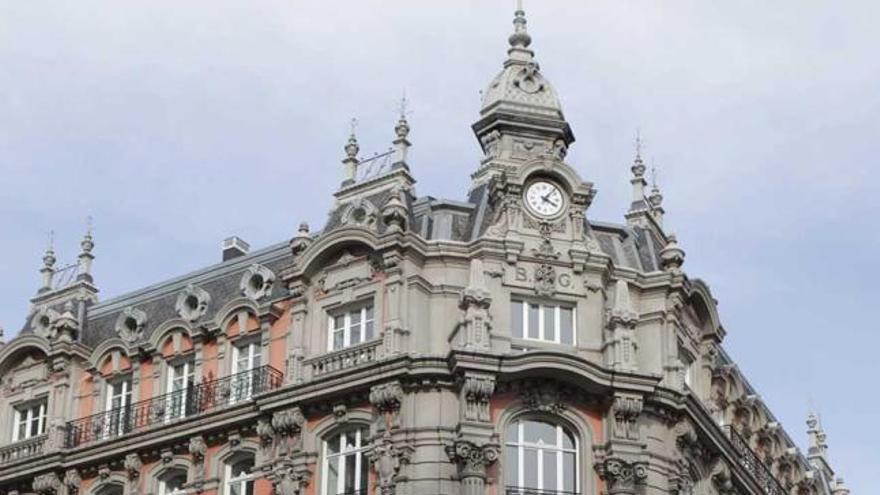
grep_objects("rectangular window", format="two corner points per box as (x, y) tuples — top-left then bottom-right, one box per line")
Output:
(12, 401), (47, 442)
(232, 342), (262, 402)
(328, 305), (375, 351)
(105, 378), (132, 439)
(511, 300), (575, 345)
(166, 360), (195, 422)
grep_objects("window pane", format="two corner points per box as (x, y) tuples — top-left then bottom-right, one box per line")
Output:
(333, 330), (345, 350)
(244, 480), (254, 495)
(343, 453), (357, 492)
(252, 351), (262, 368)
(334, 315), (345, 331)
(543, 306), (556, 342)
(511, 301), (523, 338)
(365, 306), (374, 322)
(527, 304), (540, 339)
(562, 428), (575, 450)
(350, 309), (363, 327)
(543, 450), (558, 491)
(563, 452), (576, 492)
(560, 308), (574, 345)
(17, 421), (26, 441)
(523, 420), (556, 445)
(359, 449), (369, 490)
(524, 448), (538, 488)
(505, 421), (518, 443)
(350, 322), (362, 345)
(505, 445), (519, 486)
(327, 454), (340, 495)
(327, 435), (341, 455)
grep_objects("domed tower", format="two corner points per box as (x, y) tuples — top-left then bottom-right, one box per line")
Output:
(471, 6), (575, 186)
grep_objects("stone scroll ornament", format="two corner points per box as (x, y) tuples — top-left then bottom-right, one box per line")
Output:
(446, 438), (500, 478)
(368, 431), (413, 495)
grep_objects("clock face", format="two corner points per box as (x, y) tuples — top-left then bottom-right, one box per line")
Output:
(525, 180), (565, 217)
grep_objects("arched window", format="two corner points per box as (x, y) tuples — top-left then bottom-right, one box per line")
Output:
(505, 418), (579, 494)
(94, 485), (124, 495)
(158, 468), (188, 495)
(322, 427), (369, 495)
(224, 456), (257, 495)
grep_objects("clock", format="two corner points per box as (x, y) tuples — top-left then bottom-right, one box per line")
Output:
(524, 180), (565, 217)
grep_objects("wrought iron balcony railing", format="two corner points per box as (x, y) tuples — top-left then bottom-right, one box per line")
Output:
(506, 488), (579, 495)
(65, 365), (283, 448)
(724, 425), (786, 495)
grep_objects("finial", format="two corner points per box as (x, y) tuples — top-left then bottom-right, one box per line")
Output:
(631, 131), (646, 178)
(298, 222), (310, 235)
(77, 217), (96, 282)
(395, 92), (411, 140)
(81, 216), (94, 254)
(43, 230), (56, 268)
(649, 163), (663, 207)
(508, 2), (532, 51)
(392, 94), (412, 169)
(0, 325), (5, 344)
(806, 411), (829, 459)
(341, 118), (360, 185)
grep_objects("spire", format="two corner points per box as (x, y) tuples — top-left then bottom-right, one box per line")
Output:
(391, 93), (411, 170)
(341, 118), (360, 186)
(39, 230), (56, 293)
(77, 217), (95, 282)
(648, 163), (665, 226)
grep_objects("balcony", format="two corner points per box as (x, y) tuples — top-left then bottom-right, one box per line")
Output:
(506, 489), (579, 495)
(724, 425), (786, 495)
(65, 366), (283, 448)
(306, 339), (382, 377)
(0, 434), (48, 463)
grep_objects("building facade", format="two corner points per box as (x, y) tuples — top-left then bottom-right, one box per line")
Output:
(0, 7), (851, 495)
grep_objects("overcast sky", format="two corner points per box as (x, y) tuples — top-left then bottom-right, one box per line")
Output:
(1, 1), (876, 490)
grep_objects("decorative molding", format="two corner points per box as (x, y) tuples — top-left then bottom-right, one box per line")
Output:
(520, 383), (568, 415)
(340, 198), (379, 230)
(63, 468), (82, 494)
(370, 381), (404, 428)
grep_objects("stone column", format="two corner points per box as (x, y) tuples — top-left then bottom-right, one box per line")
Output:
(445, 438), (500, 495)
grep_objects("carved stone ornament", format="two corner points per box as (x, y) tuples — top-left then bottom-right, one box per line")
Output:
(124, 453), (143, 479)
(445, 438), (500, 478)
(63, 468), (82, 493)
(267, 459), (312, 495)
(521, 384), (568, 415)
(513, 62), (546, 94)
(710, 458), (736, 495)
(115, 306), (147, 344)
(270, 407), (306, 458)
(240, 263), (276, 300)
(461, 375), (495, 423)
(175, 284), (211, 321)
(31, 307), (60, 340)
(370, 381), (404, 417)
(369, 431), (413, 495)
(32, 472), (62, 495)
(594, 457), (648, 495)
(612, 394), (643, 440)
(340, 198), (379, 229)
(188, 435), (207, 461)
(534, 263), (557, 297)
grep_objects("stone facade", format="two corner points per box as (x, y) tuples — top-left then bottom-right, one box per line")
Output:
(0, 7), (850, 495)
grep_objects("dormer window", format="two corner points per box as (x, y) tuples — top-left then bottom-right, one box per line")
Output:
(12, 400), (46, 442)
(511, 300), (575, 345)
(328, 304), (374, 351)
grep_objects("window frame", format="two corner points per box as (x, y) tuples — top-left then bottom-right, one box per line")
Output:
(223, 457), (257, 495)
(157, 468), (189, 495)
(230, 340), (262, 403)
(511, 299), (577, 346)
(104, 376), (133, 439)
(504, 418), (580, 494)
(11, 399), (47, 442)
(327, 304), (375, 352)
(321, 426), (370, 495)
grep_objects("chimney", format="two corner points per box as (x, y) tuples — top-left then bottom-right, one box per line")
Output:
(222, 236), (250, 261)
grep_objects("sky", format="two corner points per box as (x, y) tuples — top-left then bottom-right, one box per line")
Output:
(1, 0), (877, 490)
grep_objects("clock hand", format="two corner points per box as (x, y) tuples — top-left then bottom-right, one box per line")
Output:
(541, 196), (559, 208)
